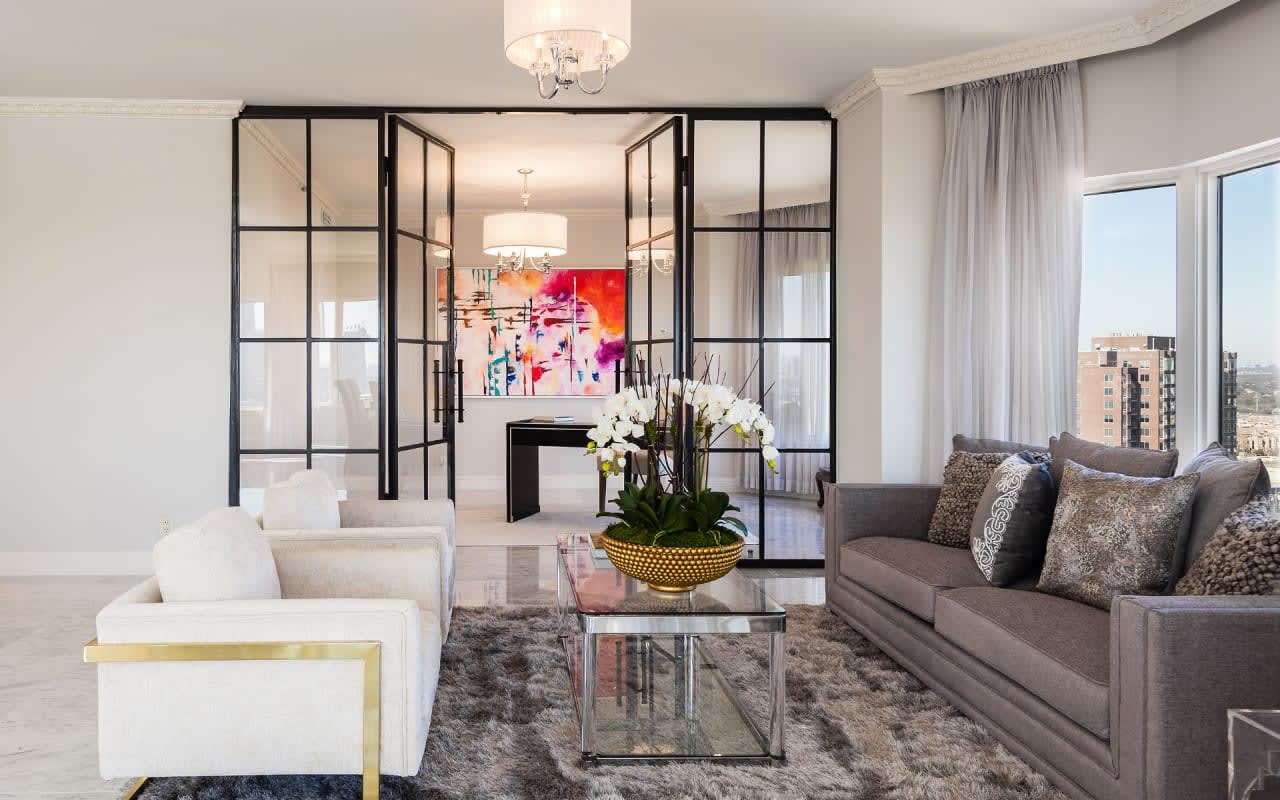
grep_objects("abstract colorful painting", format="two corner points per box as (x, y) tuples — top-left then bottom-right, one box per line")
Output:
(440, 268), (626, 396)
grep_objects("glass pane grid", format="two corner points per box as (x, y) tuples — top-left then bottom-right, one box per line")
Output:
(234, 115), (385, 503)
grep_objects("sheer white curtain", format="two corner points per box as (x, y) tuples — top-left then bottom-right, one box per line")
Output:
(925, 63), (1085, 479)
(737, 203), (831, 495)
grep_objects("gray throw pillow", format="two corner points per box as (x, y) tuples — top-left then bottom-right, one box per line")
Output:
(1038, 460), (1199, 610)
(1047, 431), (1178, 490)
(969, 453), (1057, 586)
(1176, 497), (1280, 596)
(928, 452), (1013, 548)
(953, 434), (1049, 456)
(1173, 442), (1271, 581)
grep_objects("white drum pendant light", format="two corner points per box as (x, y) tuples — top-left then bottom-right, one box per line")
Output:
(483, 168), (568, 273)
(503, 0), (631, 99)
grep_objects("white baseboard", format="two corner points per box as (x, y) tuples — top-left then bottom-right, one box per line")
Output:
(1, 550), (152, 576)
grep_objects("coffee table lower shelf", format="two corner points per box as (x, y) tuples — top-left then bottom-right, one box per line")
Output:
(558, 629), (786, 763)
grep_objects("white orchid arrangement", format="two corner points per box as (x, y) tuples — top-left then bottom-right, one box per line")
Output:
(585, 369), (778, 495)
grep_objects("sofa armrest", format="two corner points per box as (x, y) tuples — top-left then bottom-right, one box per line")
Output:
(94, 594), (435, 778)
(1112, 594), (1280, 800)
(825, 484), (940, 552)
(264, 528), (451, 638)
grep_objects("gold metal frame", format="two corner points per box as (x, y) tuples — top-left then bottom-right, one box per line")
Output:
(84, 638), (382, 800)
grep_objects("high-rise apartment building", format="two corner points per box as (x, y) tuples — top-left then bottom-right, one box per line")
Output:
(1076, 335), (1178, 451)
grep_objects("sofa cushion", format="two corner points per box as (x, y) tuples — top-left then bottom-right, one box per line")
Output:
(841, 537), (990, 622)
(953, 434), (1048, 456)
(935, 587), (1111, 738)
(262, 469), (341, 530)
(1048, 430), (1178, 490)
(153, 507), (281, 602)
(969, 453), (1057, 586)
(1175, 442), (1272, 579)
(1039, 461), (1199, 609)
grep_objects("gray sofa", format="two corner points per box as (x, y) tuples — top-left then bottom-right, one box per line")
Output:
(824, 483), (1280, 800)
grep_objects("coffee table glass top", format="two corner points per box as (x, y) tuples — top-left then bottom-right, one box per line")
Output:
(557, 533), (785, 616)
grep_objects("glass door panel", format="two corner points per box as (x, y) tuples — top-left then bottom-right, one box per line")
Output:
(388, 115), (456, 500)
(232, 114), (384, 511)
(688, 115), (834, 564)
(625, 117), (683, 384)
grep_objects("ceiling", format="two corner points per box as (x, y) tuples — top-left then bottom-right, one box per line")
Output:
(2, 0), (1161, 107)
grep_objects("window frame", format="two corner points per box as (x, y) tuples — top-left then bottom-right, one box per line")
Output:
(1083, 136), (1280, 465)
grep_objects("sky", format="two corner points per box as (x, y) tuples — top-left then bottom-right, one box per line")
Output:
(1079, 162), (1279, 366)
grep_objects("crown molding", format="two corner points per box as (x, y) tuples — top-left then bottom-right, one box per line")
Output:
(826, 0), (1236, 117)
(0, 97), (244, 119)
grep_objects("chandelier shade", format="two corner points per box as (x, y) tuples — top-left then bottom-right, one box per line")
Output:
(504, 0), (631, 70)
(483, 211), (568, 258)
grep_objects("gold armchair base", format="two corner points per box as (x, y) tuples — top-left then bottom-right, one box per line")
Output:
(84, 639), (382, 800)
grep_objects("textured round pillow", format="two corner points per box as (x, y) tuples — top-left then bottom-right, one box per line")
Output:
(1176, 497), (1280, 596)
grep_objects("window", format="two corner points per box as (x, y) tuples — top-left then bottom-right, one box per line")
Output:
(1220, 160), (1280, 486)
(1104, 414), (1114, 423)
(1077, 186), (1177, 450)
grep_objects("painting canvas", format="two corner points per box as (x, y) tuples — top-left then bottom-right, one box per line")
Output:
(440, 268), (626, 396)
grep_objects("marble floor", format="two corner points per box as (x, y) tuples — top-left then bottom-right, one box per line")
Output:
(0, 545), (822, 799)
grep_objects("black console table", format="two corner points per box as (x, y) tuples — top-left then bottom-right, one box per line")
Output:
(505, 418), (603, 523)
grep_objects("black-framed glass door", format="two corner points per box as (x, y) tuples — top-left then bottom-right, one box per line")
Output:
(231, 112), (385, 511)
(625, 117), (684, 382)
(686, 114), (836, 565)
(387, 115), (457, 500)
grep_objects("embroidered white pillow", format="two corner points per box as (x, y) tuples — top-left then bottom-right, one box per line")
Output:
(261, 469), (341, 530)
(968, 452), (1057, 586)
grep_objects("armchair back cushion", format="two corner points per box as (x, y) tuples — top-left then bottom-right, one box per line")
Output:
(152, 507), (281, 602)
(262, 469), (341, 531)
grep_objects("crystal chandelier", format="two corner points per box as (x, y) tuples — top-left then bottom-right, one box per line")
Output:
(503, 0), (632, 100)
(483, 168), (568, 274)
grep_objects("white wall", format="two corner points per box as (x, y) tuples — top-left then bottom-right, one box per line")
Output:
(1081, 0), (1280, 177)
(448, 210), (628, 491)
(833, 90), (945, 483)
(0, 114), (232, 573)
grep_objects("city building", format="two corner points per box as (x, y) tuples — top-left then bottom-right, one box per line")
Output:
(1076, 334), (1179, 450)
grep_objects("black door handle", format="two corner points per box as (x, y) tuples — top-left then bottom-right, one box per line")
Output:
(432, 358), (441, 424)
(455, 359), (465, 423)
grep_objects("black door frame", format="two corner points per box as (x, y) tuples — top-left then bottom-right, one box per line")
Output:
(230, 110), (385, 506)
(685, 111), (838, 568)
(230, 105), (834, 567)
(386, 115), (457, 501)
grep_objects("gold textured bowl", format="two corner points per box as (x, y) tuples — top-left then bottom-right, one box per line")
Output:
(598, 532), (745, 593)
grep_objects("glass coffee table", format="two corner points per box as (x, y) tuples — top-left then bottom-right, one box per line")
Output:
(556, 533), (786, 763)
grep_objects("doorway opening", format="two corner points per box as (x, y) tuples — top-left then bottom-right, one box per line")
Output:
(231, 108), (835, 565)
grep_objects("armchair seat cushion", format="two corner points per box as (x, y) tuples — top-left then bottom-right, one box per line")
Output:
(934, 587), (1111, 737)
(152, 508), (280, 602)
(840, 537), (990, 621)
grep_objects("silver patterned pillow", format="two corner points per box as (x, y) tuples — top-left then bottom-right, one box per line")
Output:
(969, 453), (1057, 586)
(1038, 460), (1199, 610)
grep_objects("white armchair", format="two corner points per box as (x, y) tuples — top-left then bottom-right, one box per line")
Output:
(87, 524), (444, 800)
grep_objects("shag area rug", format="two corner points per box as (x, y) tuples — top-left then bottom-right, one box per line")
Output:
(134, 606), (1067, 800)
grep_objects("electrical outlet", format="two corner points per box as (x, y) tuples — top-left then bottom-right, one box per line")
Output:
(159, 517), (172, 537)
